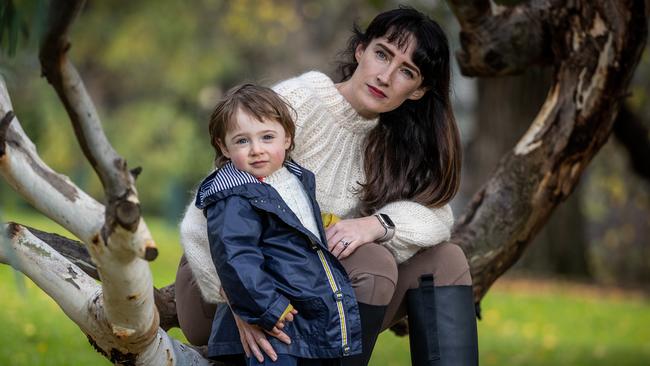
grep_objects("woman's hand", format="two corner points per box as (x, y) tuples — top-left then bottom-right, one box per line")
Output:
(232, 312), (294, 363)
(326, 216), (386, 259)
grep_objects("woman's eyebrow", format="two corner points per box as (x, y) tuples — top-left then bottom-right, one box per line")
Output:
(376, 42), (420, 75)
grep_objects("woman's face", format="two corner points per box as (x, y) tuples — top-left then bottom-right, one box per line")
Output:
(338, 34), (427, 119)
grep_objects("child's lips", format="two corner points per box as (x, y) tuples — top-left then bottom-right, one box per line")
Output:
(251, 161), (268, 167)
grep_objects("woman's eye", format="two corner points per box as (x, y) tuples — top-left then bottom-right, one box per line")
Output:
(401, 68), (414, 79)
(375, 50), (387, 60)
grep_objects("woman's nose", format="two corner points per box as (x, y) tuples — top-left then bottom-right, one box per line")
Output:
(377, 65), (393, 86)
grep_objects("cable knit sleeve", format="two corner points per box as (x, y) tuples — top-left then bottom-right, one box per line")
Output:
(376, 201), (454, 264)
(180, 198), (225, 303)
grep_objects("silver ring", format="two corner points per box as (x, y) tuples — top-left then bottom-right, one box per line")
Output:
(340, 240), (350, 248)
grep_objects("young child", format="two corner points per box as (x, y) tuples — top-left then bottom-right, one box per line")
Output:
(195, 84), (362, 366)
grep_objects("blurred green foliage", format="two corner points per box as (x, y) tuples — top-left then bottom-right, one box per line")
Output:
(1, 0), (440, 220)
(0, 0), (48, 55)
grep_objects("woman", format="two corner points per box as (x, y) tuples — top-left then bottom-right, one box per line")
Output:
(176, 6), (478, 366)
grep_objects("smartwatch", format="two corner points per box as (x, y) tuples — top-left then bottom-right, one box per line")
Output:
(374, 213), (395, 242)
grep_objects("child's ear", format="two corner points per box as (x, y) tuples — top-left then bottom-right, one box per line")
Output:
(283, 135), (291, 150)
(216, 139), (230, 158)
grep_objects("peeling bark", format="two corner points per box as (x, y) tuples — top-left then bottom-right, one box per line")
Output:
(452, 0), (648, 301)
(1, 224), (207, 365)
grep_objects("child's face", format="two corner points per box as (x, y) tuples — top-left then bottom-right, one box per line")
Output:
(218, 108), (291, 178)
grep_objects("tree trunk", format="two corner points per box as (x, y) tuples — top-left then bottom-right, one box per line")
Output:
(448, 0), (648, 300)
(466, 67), (591, 278)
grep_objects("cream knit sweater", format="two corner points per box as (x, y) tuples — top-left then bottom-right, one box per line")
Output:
(180, 71), (454, 303)
(265, 166), (322, 242)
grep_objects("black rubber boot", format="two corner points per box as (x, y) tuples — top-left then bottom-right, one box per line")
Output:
(341, 302), (387, 366)
(406, 275), (478, 366)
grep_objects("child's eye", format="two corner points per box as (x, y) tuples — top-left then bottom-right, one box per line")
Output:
(235, 138), (249, 145)
(262, 134), (275, 141)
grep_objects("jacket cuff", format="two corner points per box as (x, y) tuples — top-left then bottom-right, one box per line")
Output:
(258, 295), (291, 332)
(279, 304), (295, 321)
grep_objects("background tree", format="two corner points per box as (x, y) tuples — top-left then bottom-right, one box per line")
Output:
(1, 0), (648, 364)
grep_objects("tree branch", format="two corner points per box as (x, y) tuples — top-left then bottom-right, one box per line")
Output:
(38, 0), (157, 261)
(453, 0), (648, 301)
(0, 77), (105, 244)
(22, 224), (180, 331)
(1, 224), (209, 365)
(35, 0), (166, 354)
(447, 0), (556, 76)
(446, 0), (491, 28)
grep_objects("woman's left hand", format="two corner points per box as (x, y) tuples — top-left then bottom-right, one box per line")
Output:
(326, 216), (385, 259)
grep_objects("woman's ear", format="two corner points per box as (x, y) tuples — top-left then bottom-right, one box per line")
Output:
(408, 86), (428, 101)
(354, 43), (366, 63)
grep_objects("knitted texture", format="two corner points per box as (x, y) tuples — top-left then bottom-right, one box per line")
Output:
(265, 167), (322, 241)
(181, 71), (454, 304)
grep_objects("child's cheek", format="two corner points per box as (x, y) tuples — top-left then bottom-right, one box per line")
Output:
(272, 150), (287, 162)
(230, 154), (249, 171)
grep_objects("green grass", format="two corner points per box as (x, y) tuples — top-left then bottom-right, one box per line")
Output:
(2, 209), (650, 365)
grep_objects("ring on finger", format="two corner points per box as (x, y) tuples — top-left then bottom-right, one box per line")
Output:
(340, 239), (350, 248)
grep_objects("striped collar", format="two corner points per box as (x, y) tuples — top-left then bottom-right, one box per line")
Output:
(196, 160), (303, 208)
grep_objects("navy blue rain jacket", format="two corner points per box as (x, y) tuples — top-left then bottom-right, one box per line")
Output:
(195, 161), (362, 360)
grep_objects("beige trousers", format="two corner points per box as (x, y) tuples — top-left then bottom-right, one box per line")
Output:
(175, 242), (471, 346)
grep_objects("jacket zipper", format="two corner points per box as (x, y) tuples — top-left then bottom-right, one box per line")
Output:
(314, 243), (350, 355)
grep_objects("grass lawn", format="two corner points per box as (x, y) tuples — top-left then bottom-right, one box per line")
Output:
(1, 209), (649, 365)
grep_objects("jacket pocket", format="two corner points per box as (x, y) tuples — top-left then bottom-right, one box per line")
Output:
(290, 297), (328, 343)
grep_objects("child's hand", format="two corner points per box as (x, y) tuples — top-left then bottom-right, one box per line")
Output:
(274, 305), (298, 330)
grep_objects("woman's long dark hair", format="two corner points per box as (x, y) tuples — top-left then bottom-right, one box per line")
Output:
(338, 6), (461, 215)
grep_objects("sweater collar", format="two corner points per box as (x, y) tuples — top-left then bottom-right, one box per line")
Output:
(307, 71), (379, 135)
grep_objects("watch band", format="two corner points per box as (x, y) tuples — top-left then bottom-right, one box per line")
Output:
(374, 213), (395, 243)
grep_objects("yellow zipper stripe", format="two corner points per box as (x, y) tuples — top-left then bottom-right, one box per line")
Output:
(316, 249), (348, 350)
(336, 299), (348, 348)
(317, 250), (338, 292)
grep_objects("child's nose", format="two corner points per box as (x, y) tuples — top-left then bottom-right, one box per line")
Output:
(250, 141), (264, 154)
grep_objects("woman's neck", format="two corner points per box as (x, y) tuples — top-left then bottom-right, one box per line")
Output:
(335, 81), (379, 119)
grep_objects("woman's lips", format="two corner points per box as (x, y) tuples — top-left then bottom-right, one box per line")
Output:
(367, 85), (387, 98)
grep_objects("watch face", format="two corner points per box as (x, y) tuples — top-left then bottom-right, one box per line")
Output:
(379, 214), (395, 228)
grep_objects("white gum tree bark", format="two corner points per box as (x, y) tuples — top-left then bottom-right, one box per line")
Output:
(0, 223), (210, 365)
(0, 0), (211, 364)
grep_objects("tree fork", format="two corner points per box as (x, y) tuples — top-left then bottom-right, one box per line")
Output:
(23, 225), (178, 330)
